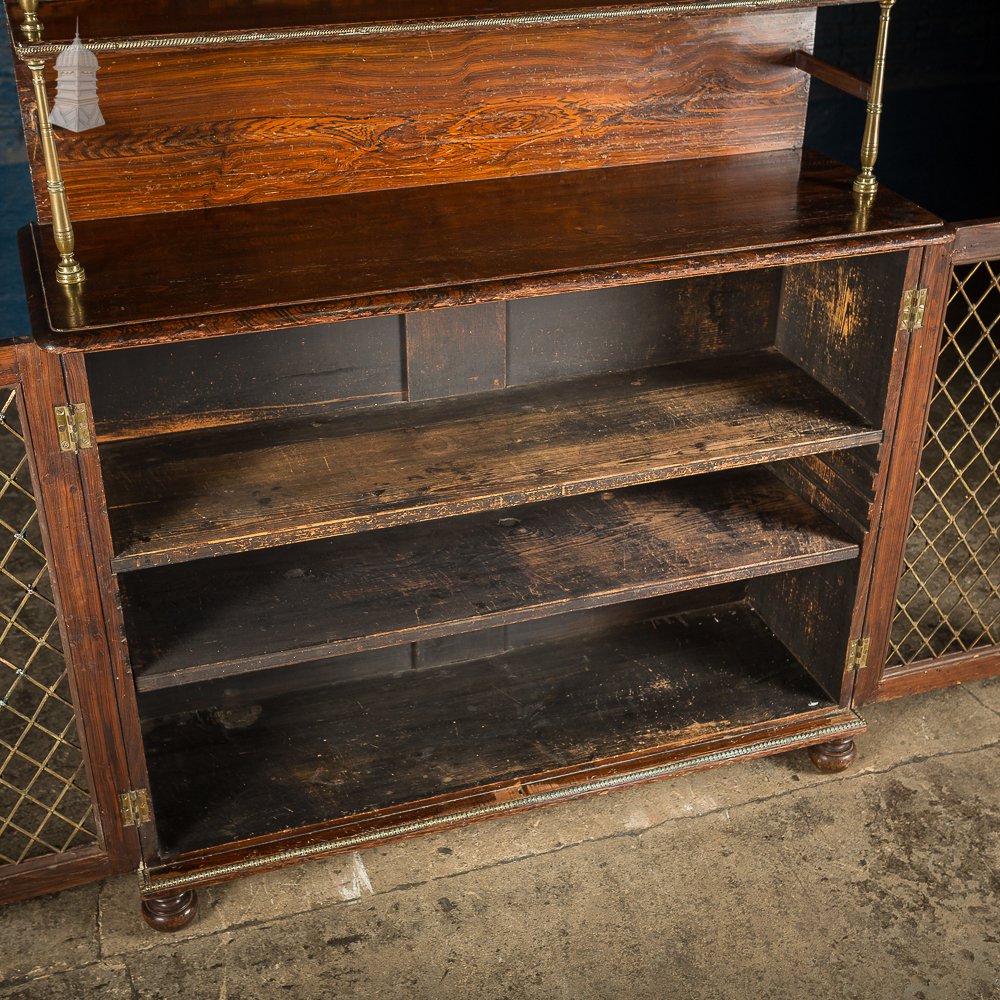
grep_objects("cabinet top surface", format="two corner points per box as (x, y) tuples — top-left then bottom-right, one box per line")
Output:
(25, 149), (946, 353)
(8, 0), (880, 54)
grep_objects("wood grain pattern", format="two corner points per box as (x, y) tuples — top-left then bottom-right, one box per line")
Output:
(0, 846), (114, 907)
(100, 350), (882, 570)
(18, 13), (814, 223)
(27, 150), (945, 350)
(791, 50), (870, 100)
(875, 646), (1000, 702)
(139, 600), (841, 856)
(952, 218), (1000, 265)
(119, 467), (858, 688)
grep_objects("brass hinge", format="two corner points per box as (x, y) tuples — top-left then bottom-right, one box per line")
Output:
(53, 403), (93, 453)
(846, 636), (872, 673)
(119, 788), (152, 828)
(900, 288), (928, 332)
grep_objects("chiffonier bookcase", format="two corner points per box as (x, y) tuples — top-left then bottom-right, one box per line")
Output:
(0, 0), (968, 929)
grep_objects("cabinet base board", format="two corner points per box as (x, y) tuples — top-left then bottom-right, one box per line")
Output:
(140, 710), (864, 896)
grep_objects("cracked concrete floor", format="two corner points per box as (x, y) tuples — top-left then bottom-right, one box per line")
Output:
(1, 678), (998, 1000)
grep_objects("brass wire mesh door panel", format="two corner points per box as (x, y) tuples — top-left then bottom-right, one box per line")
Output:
(0, 386), (97, 868)
(889, 256), (1000, 668)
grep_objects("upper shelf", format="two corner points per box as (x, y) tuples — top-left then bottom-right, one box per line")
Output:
(27, 150), (944, 352)
(9, 0), (883, 55)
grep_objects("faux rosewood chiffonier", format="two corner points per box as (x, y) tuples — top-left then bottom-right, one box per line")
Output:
(0, 0), (956, 929)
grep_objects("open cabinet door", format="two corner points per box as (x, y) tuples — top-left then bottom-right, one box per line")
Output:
(867, 222), (1000, 700)
(0, 342), (136, 904)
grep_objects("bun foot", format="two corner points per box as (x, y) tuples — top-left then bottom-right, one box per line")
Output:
(141, 890), (199, 932)
(808, 738), (858, 773)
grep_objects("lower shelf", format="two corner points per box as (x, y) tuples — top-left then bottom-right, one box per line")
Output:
(142, 598), (849, 860)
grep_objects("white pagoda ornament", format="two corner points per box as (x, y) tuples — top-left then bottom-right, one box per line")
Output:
(49, 28), (105, 133)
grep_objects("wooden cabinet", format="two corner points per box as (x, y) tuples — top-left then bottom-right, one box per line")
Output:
(2, 0), (955, 924)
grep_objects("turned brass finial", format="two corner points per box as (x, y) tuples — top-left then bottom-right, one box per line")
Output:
(854, 0), (897, 196)
(26, 59), (86, 286)
(20, 1), (42, 42)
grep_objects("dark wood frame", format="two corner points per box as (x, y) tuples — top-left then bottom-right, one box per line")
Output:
(0, 343), (136, 906)
(870, 219), (1000, 702)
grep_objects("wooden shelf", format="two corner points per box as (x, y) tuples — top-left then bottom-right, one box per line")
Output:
(28, 150), (942, 351)
(13, 0), (882, 54)
(121, 466), (858, 690)
(102, 350), (880, 571)
(141, 600), (844, 856)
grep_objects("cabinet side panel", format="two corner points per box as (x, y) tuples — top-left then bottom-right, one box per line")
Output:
(748, 561), (859, 704)
(17, 12), (817, 222)
(775, 252), (910, 427)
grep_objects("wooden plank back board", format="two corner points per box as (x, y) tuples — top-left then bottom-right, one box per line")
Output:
(15, 10), (816, 221)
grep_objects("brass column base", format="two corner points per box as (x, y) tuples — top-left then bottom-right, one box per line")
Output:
(853, 173), (879, 197)
(56, 258), (86, 285)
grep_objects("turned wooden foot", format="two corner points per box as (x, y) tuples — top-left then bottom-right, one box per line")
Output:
(808, 738), (857, 773)
(141, 890), (199, 932)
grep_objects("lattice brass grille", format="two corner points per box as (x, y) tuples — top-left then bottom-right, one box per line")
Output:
(889, 260), (1000, 667)
(0, 389), (96, 866)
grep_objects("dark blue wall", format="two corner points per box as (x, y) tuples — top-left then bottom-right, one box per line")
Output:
(1, 18), (33, 341)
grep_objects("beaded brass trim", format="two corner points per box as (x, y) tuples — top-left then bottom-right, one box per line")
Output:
(141, 714), (864, 893)
(16, 0), (877, 59)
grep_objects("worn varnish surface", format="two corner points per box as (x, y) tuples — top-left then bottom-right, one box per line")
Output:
(119, 466), (858, 687)
(101, 350), (881, 570)
(140, 600), (838, 856)
(28, 150), (943, 348)
(17, 14), (814, 223)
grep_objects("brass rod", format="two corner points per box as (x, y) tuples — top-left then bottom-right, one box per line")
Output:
(25, 60), (86, 286)
(854, 0), (896, 196)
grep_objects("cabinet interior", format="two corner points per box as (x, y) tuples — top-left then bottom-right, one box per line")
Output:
(80, 252), (904, 858)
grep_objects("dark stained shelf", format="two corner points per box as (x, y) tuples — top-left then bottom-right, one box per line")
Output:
(10, 0), (883, 53)
(121, 466), (859, 690)
(102, 350), (881, 571)
(28, 150), (943, 351)
(141, 600), (842, 856)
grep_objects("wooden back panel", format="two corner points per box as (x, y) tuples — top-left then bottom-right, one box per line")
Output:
(17, 10), (816, 222)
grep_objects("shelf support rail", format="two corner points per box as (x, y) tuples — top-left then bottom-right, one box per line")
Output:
(791, 0), (897, 198)
(25, 59), (86, 286)
(854, 0), (896, 196)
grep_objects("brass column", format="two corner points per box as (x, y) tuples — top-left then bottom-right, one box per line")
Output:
(854, 0), (897, 196)
(25, 59), (86, 286)
(20, 0), (42, 42)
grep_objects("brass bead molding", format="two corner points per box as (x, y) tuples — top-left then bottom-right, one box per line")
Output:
(854, 0), (897, 196)
(15, 0), (887, 59)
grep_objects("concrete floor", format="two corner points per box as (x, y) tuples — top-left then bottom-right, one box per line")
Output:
(0, 679), (997, 999)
